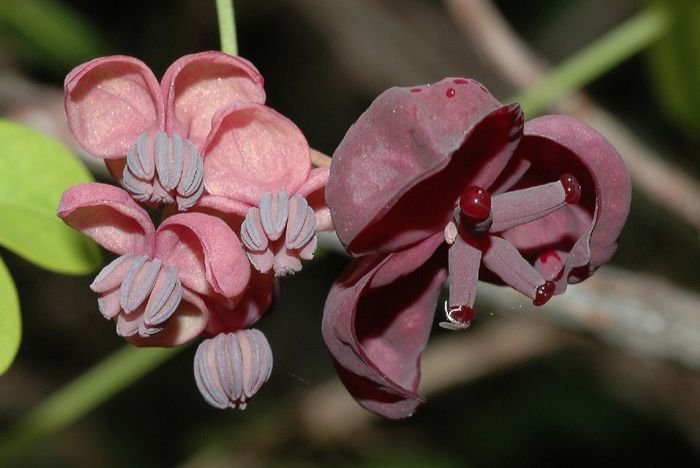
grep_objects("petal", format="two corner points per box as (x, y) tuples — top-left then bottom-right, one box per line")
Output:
(322, 232), (446, 419)
(327, 78), (523, 255)
(196, 193), (252, 222)
(57, 183), (155, 256)
(499, 115), (631, 290)
(155, 212), (251, 300)
(203, 102), (311, 206)
(298, 167), (331, 230)
(207, 272), (276, 333)
(64, 55), (163, 159)
(162, 51), (266, 150)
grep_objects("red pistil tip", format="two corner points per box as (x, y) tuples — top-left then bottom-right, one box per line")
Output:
(450, 305), (474, 323)
(533, 281), (555, 306)
(560, 173), (582, 204)
(459, 186), (491, 222)
(446, 88), (456, 98)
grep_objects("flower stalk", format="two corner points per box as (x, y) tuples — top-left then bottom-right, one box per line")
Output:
(216, 0), (238, 56)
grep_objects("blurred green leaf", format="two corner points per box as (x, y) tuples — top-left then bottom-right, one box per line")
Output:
(0, 0), (107, 71)
(0, 120), (101, 274)
(646, 0), (700, 135)
(0, 255), (20, 375)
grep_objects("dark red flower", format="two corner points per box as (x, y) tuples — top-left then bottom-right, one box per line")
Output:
(323, 78), (631, 418)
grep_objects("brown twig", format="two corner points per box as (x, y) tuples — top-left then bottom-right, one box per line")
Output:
(445, 0), (700, 232)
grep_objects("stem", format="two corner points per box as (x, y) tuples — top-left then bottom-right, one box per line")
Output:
(510, 6), (669, 116)
(216, 0), (238, 55)
(0, 345), (182, 463)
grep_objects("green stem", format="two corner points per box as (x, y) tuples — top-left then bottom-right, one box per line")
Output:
(511, 6), (670, 116)
(216, 0), (238, 55)
(0, 345), (182, 463)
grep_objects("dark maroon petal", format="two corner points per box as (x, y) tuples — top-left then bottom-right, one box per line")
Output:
(322, 232), (446, 419)
(498, 115), (631, 291)
(327, 78), (523, 255)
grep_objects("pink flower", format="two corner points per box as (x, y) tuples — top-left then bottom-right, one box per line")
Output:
(196, 101), (331, 276)
(57, 182), (253, 346)
(64, 52), (265, 210)
(322, 78), (631, 418)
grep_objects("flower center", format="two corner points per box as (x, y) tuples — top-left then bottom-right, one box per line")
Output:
(122, 131), (204, 211)
(240, 191), (318, 276)
(90, 253), (183, 337)
(443, 173), (583, 328)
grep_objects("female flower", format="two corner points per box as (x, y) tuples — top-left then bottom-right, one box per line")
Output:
(322, 78), (631, 418)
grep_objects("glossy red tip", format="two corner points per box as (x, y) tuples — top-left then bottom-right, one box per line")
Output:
(459, 186), (491, 222)
(450, 305), (474, 323)
(446, 88), (456, 98)
(560, 173), (582, 204)
(533, 281), (555, 306)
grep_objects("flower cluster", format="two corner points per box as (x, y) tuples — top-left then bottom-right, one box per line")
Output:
(58, 51), (329, 409)
(322, 78), (631, 419)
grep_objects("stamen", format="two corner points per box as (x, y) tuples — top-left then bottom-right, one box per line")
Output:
(91, 253), (184, 338)
(123, 131), (204, 211)
(144, 266), (182, 325)
(193, 330), (273, 410)
(241, 191), (318, 276)
(241, 207), (268, 251)
(259, 192), (288, 241)
(286, 195), (316, 250)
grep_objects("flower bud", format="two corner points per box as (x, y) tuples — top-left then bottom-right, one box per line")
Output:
(193, 329), (273, 409)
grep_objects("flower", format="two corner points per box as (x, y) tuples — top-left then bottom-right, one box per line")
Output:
(64, 51), (265, 210)
(57, 182), (254, 346)
(322, 78), (631, 418)
(195, 101), (331, 276)
(194, 329), (273, 410)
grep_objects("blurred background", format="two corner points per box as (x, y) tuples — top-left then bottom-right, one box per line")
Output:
(1, 0), (699, 466)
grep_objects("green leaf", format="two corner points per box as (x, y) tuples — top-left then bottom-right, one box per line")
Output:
(646, 0), (700, 135)
(0, 256), (20, 375)
(0, 120), (101, 274)
(0, 0), (107, 72)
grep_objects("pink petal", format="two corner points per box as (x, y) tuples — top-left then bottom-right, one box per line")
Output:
(327, 78), (523, 255)
(64, 55), (163, 159)
(322, 232), (446, 419)
(500, 115), (631, 290)
(155, 212), (251, 300)
(203, 102), (311, 206)
(162, 51), (266, 150)
(207, 272), (276, 333)
(57, 183), (155, 256)
(196, 193), (252, 222)
(298, 167), (330, 230)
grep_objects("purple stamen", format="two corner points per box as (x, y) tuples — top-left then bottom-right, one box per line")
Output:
(193, 330), (273, 410)
(123, 131), (204, 211)
(241, 191), (318, 276)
